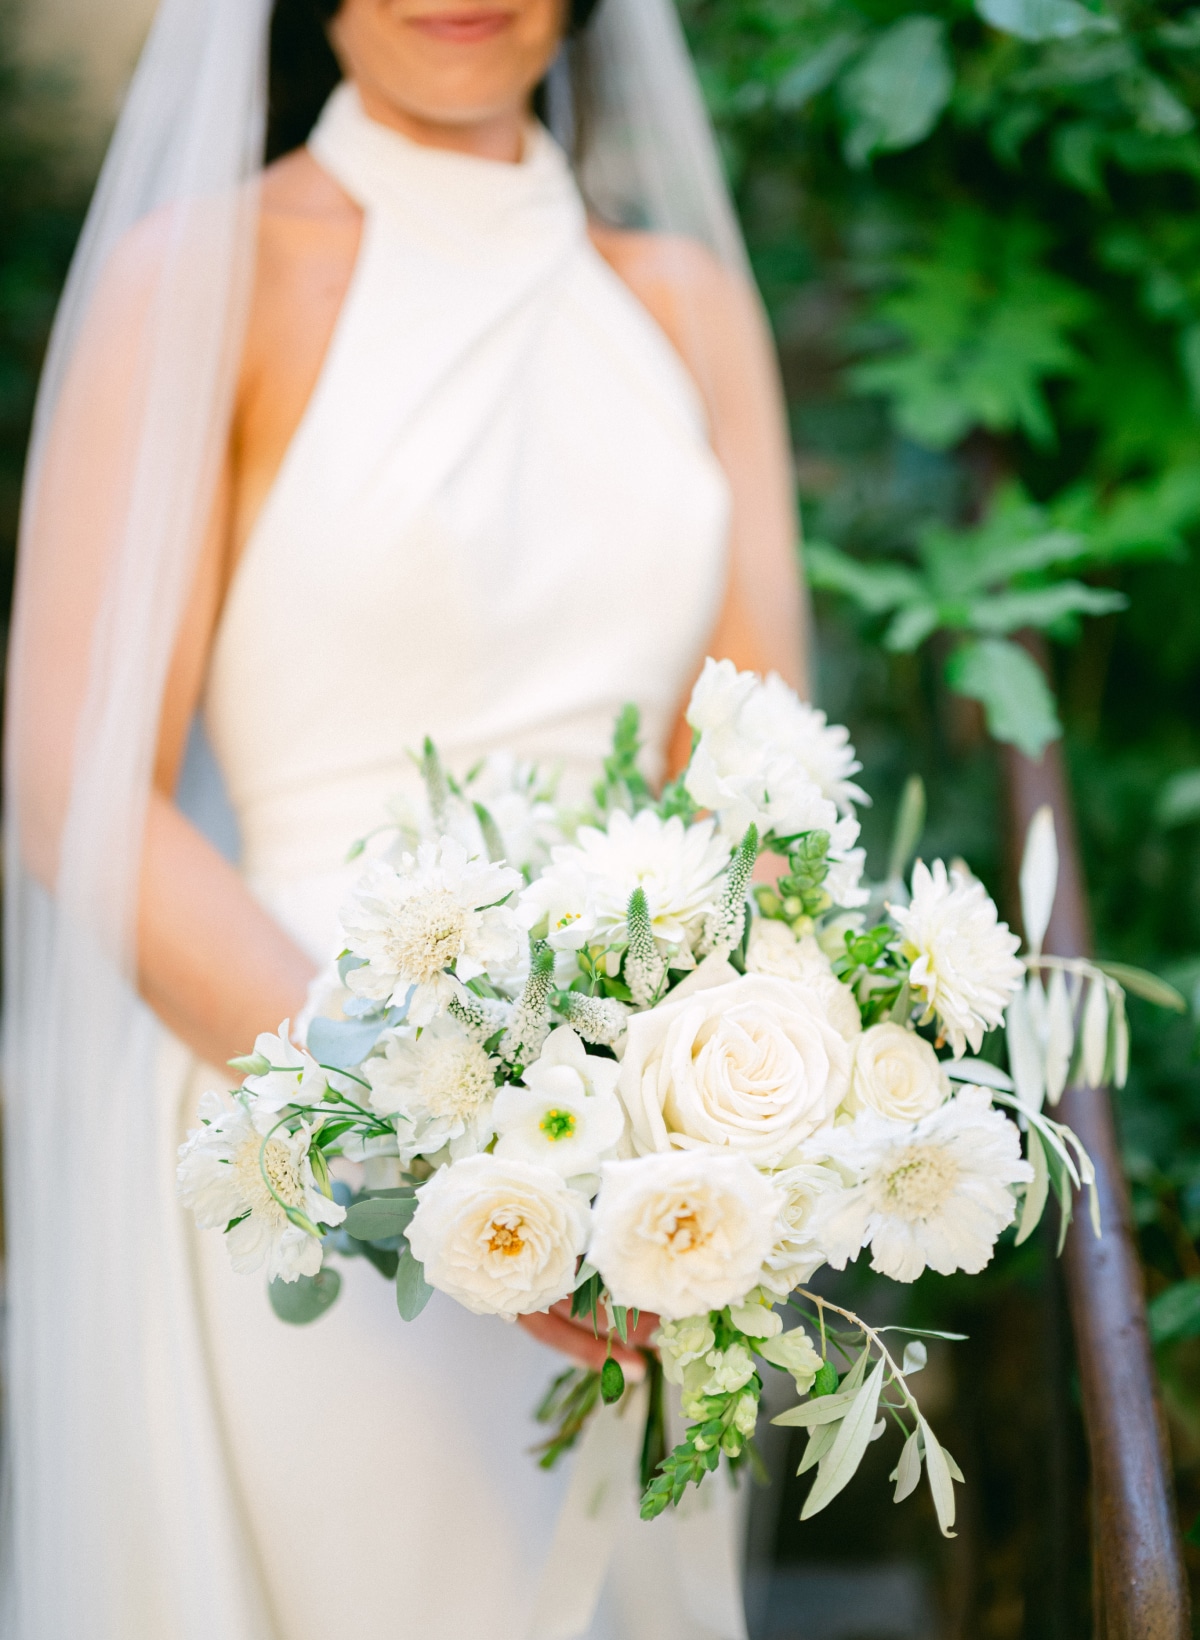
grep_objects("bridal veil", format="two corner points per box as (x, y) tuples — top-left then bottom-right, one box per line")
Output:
(2, 1), (785, 1633)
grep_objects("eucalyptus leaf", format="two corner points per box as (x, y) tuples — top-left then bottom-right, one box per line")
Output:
(396, 1246), (434, 1321)
(343, 1194), (417, 1242)
(801, 1358), (886, 1517)
(307, 1014), (385, 1070)
(1019, 804), (1059, 956)
(268, 1267), (342, 1326)
(944, 638), (1062, 759)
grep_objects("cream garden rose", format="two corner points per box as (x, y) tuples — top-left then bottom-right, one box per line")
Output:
(406, 1154), (589, 1318)
(618, 970), (852, 1167)
(745, 922), (863, 1044)
(589, 1150), (782, 1319)
(846, 1023), (950, 1123)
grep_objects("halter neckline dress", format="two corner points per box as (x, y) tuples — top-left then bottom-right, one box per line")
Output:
(188, 83), (736, 1640)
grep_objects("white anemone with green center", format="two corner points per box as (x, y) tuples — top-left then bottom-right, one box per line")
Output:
(339, 837), (523, 1025)
(176, 1091), (345, 1283)
(492, 1026), (625, 1179)
(812, 1087), (1033, 1283)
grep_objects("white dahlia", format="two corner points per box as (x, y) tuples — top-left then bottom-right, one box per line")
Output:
(365, 1016), (499, 1162)
(519, 807), (729, 964)
(893, 860), (1024, 1056)
(741, 670), (868, 813)
(177, 1092), (345, 1283)
(812, 1088), (1032, 1283)
(339, 838), (523, 1025)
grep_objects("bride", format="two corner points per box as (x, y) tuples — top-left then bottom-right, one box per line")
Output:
(3, 1), (805, 1637)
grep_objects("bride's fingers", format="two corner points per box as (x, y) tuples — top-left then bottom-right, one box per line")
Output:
(516, 1309), (647, 1379)
(546, 1299), (661, 1352)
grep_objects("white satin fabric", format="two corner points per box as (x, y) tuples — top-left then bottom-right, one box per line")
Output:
(188, 86), (739, 1640)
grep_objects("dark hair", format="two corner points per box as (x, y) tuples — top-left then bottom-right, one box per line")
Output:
(266, 0), (602, 164)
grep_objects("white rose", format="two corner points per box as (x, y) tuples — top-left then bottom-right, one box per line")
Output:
(758, 1160), (846, 1295)
(618, 973), (852, 1167)
(846, 1023), (950, 1123)
(588, 1150), (782, 1320)
(406, 1154), (589, 1318)
(745, 923), (862, 1044)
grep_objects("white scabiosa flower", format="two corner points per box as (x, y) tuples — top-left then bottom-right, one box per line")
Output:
(176, 1093), (345, 1283)
(893, 859), (1024, 1056)
(406, 1154), (590, 1317)
(366, 1016), (499, 1162)
(618, 971), (852, 1166)
(812, 1088), (1033, 1283)
(846, 1023), (951, 1123)
(519, 808), (729, 965)
(339, 838), (523, 1025)
(241, 1021), (327, 1111)
(493, 1027), (625, 1178)
(758, 1160), (848, 1295)
(588, 1150), (782, 1320)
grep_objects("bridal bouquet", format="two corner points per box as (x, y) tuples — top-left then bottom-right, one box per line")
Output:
(180, 659), (1131, 1536)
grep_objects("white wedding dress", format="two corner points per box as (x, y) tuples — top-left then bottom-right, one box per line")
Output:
(183, 85), (736, 1640)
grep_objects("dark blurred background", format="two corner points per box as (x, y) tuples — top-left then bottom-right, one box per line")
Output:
(6, 0), (1200, 1632)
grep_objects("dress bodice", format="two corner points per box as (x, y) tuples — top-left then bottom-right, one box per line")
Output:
(204, 84), (730, 955)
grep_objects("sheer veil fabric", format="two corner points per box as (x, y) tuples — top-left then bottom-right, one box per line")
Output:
(2, 1), (787, 1636)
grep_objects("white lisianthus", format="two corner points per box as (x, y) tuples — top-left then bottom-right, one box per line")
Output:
(588, 1150), (782, 1320)
(519, 808), (729, 965)
(177, 1092), (345, 1283)
(493, 1027), (625, 1178)
(340, 839), (523, 1025)
(241, 1021), (327, 1111)
(407, 1154), (590, 1317)
(893, 859), (1024, 1056)
(812, 1087), (1033, 1283)
(745, 922), (863, 1044)
(847, 1023), (951, 1123)
(757, 1160), (847, 1295)
(365, 1016), (499, 1162)
(655, 1315), (717, 1385)
(618, 972), (852, 1166)
(757, 1326), (823, 1392)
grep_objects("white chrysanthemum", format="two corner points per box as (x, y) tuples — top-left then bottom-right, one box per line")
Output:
(893, 859), (1024, 1056)
(340, 838), (523, 1025)
(742, 671), (868, 813)
(847, 1023), (950, 1123)
(493, 1027), (625, 1178)
(812, 1088), (1032, 1283)
(588, 1150), (782, 1320)
(177, 1093), (345, 1283)
(242, 1021), (327, 1111)
(519, 808), (729, 964)
(758, 1160), (847, 1294)
(366, 1016), (499, 1162)
(407, 1154), (590, 1317)
(683, 659), (854, 843)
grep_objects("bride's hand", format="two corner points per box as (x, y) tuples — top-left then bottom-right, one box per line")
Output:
(517, 1301), (659, 1379)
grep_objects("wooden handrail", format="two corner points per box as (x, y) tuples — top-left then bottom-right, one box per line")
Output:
(1002, 731), (1190, 1638)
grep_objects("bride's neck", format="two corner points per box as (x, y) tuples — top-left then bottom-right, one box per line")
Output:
(352, 82), (528, 163)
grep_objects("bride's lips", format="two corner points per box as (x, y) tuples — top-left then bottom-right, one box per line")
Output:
(407, 10), (515, 43)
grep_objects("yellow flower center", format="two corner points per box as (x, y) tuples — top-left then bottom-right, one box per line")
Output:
(487, 1216), (526, 1257)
